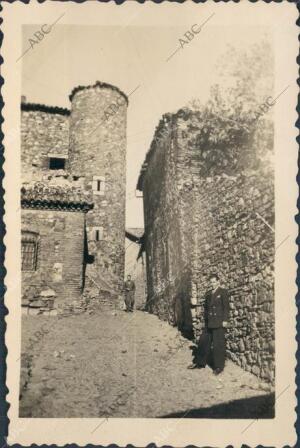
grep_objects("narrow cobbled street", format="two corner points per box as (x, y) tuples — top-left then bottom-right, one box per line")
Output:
(20, 307), (274, 419)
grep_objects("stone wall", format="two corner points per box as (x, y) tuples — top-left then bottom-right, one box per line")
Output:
(139, 112), (274, 380)
(141, 118), (193, 336)
(21, 106), (69, 178)
(69, 83), (127, 294)
(20, 82), (127, 304)
(21, 208), (85, 307)
(186, 174), (274, 382)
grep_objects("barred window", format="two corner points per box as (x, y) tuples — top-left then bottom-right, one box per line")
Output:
(21, 232), (38, 271)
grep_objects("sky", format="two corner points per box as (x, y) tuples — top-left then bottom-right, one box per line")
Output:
(22, 23), (269, 227)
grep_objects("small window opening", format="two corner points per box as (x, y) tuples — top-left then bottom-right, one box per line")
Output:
(21, 232), (38, 271)
(92, 176), (105, 194)
(49, 157), (66, 170)
(91, 226), (103, 241)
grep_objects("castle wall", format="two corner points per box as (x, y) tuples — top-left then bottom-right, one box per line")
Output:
(142, 120), (193, 334)
(140, 114), (274, 380)
(185, 175), (274, 382)
(21, 208), (85, 306)
(69, 85), (127, 295)
(21, 108), (69, 178)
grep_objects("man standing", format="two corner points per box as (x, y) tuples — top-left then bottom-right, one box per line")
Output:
(124, 274), (136, 312)
(191, 274), (230, 375)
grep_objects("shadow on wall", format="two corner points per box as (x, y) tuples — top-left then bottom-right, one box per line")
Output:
(173, 294), (194, 340)
(159, 392), (275, 419)
(83, 227), (95, 290)
(172, 270), (194, 340)
(146, 292), (194, 339)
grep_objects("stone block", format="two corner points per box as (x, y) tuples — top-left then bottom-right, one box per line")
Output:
(28, 307), (41, 316)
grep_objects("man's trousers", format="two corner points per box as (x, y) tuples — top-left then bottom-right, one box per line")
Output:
(125, 292), (135, 311)
(196, 327), (226, 370)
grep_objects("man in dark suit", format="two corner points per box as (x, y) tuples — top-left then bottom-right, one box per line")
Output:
(191, 274), (230, 375)
(124, 275), (136, 312)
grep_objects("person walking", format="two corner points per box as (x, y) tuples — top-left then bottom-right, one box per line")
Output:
(124, 274), (136, 312)
(190, 274), (230, 375)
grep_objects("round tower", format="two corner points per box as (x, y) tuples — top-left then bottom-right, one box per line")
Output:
(69, 82), (128, 295)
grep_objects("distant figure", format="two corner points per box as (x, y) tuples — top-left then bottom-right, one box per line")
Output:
(190, 274), (230, 375)
(124, 275), (136, 312)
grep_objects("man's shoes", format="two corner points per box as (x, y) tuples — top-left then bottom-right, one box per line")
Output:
(188, 364), (197, 369)
(213, 368), (223, 375)
(188, 364), (205, 370)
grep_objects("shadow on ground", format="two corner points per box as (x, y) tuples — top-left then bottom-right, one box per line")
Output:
(160, 392), (275, 419)
(190, 343), (214, 369)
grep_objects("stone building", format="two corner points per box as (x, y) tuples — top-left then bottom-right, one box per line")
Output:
(137, 109), (275, 381)
(21, 178), (93, 313)
(21, 81), (127, 313)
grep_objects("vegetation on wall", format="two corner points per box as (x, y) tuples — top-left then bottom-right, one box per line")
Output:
(184, 38), (274, 176)
(69, 80), (128, 103)
(138, 39), (274, 187)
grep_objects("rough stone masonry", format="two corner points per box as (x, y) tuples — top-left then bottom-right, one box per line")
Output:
(137, 109), (274, 382)
(20, 81), (127, 312)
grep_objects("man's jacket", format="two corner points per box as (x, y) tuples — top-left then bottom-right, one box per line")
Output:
(124, 280), (136, 293)
(204, 287), (230, 329)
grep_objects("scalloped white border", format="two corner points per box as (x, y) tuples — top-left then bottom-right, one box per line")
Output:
(2, 0), (298, 446)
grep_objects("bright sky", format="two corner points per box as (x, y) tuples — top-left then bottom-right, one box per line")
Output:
(22, 23), (269, 227)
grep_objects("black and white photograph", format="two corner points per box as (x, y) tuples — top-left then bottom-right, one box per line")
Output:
(2, 1), (298, 447)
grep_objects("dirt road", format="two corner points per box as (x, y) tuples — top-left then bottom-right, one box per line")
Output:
(19, 307), (274, 419)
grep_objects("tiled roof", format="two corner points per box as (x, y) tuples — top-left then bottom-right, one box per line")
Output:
(21, 181), (93, 212)
(21, 102), (70, 116)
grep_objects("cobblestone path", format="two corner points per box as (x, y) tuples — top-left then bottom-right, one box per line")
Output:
(19, 307), (274, 419)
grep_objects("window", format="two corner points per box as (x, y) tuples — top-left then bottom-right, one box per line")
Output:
(49, 157), (66, 170)
(92, 226), (104, 241)
(92, 176), (105, 195)
(21, 232), (38, 271)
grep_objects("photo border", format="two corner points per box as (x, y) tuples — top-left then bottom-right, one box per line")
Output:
(0, 0), (299, 446)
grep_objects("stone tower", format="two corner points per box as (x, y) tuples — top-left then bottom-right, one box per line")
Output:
(69, 82), (127, 295)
